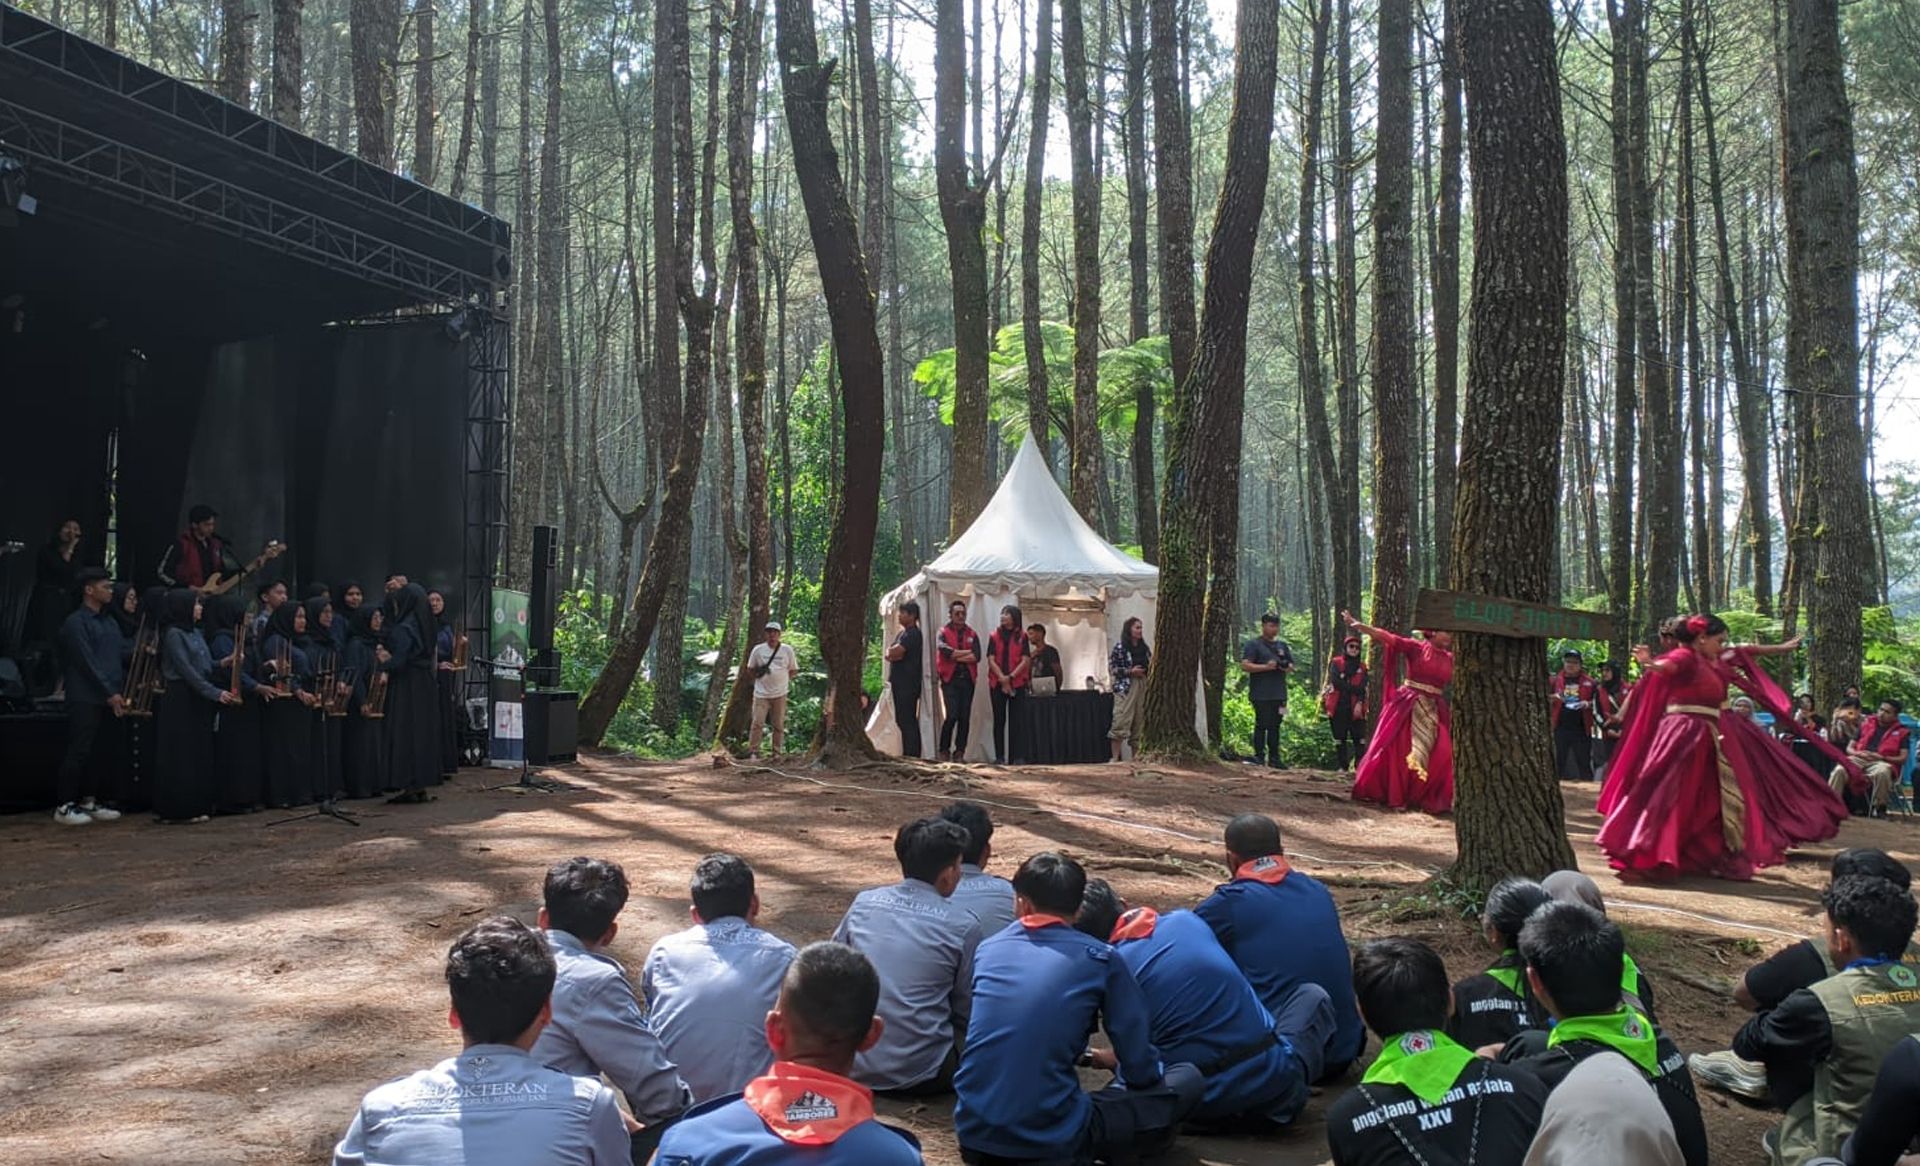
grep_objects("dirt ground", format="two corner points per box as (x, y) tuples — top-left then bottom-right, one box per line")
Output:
(2, 752), (1909, 1165)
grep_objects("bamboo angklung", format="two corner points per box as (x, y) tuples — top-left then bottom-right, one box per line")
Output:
(121, 614), (162, 716)
(363, 666), (389, 719)
(227, 618), (246, 697)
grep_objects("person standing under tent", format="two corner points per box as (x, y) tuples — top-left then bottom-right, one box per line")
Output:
(1241, 613), (1294, 769)
(1343, 610), (1456, 815)
(986, 605), (1031, 765)
(934, 602), (980, 762)
(1025, 624), (1062, 687)
(885, 602), (925, 759)
(1107, 617), (1151, 762)
(1323, 635), (1369, 771)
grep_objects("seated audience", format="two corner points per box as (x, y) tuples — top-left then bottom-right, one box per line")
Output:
(532, 857), (691, 1153)
(333, 916), (631, 1165)
(1495, 901), (1709, 1166)
(1830, 1035), (1920, 1166)
(1538, 868), (1657, 1019)
(1832, 701), (1911, 817)
(953, 852), (1202, 1164)
(1735, 875), (1920, 1164)
(1195, 813), (1364, 1080)
(644, 854), (798, 1104)
(1325, 938), (1548, 1166)
(1692, 848), (1914, 1103)
(1521, 1048), (1685, 1166)
(1831, 699), (1866, 751)
(939, 800), (1018, 936)
(652, 942), (924, 1165)
(1447, 876), (1551, 1051)
(1075, 878), (1330, 1129)
(830, 816), (982, 1095)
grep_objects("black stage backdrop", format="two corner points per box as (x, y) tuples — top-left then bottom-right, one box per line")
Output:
(1, 317), (468, 654)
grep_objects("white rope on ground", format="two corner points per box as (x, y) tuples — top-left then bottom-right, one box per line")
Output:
(1600, 898), (1804, 941)
(716, 761), (1421, 871)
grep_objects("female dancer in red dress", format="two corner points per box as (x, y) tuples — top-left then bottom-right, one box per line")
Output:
(1343, 610), (1455, 814)
(1596, 614), (1853, 880)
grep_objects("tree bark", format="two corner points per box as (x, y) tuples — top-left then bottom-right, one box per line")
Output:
(1450, 0), (1578, 887)
(221, 0), (254, 106)
(1624, 0), (1677, 637)
(1369, 0), (1416, 646)
(1786, 0), (1866, 706)
(1060, 0), (1103, 526)
(1149, 0), (1195, 395)
(270, 0), (303, 127)
(1139, 0), (1278, 756)
(479, 0), (499, 213)
(1332, 0), (1361, 617)
(1604, 0), (1636, 664)
(1021, 0), (1055, 461)
(1297, 0), (1338, 631)
(412, 0), (435, 184)
(449, 0), (482, 198)
(1122, 0), (1157, 556)
(938, 0), (994, 539)
(351, 0), (400, 166)
(1431, 0), (1462, 585)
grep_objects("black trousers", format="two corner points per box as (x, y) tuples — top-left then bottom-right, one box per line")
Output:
(1554, 721), (1595, 781)
(940, 678), (975, 755)
(960, 1062), (1205, 1166)
(1251, 699), (1285, 765)
(57, 699), (107, 805)
(893, 682), (923, 758)
(1330, 705), (1367, 769)
(991, 687), (1025, 762)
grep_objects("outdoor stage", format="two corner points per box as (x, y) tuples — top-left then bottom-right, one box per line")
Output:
(0, 2), (510, 807)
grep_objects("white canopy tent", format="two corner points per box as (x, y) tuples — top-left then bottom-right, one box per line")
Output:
(866, 434), (1204, 760)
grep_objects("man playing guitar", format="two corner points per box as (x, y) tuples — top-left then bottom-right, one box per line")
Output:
(157, 504), (285, 595)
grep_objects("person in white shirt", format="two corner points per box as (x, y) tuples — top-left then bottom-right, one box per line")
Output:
(939, 800), (1017, 936)
(832, 816), (983, 1096)
(643, 853), (799, 1104)
(744, 622), (798, 758)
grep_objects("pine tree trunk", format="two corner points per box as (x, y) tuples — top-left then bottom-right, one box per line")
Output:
(271, 0), (303, 127)
(1680, 0), (1711, 609)
(937, 0), (993, 538)
(1122, 0), (1157, 558)
(1139, 0), (1278, 756)
(1785, 0), (1866, 706)
(351, 0), (399, 165)
(1060, 0), (1103, 526)
(479, 0), (499, 212)
(1369, 0), (1416, 645)
(1296, 0), (1338, 634)
(413, 0), (435, 183)
(1431, 0), (1462, 585)
(449, 0), (481, 198)
(1333, 0), (1361, 617)
(1450, 0), (1578, 888)
(703, 247), (746, 744)
(1604, 0), (1636, 664)
(1624, 0), (1677, 635)
(774, 0), (886, 758)
(1021, 0), (1055, 460)
(718, 0), (771, 748)
(221, 0), (254, 106)
(1149, 0), (1195, 394)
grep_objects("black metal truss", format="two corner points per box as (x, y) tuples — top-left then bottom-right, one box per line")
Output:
(0, 96), (496, 307)
(464, 307), (510, 702)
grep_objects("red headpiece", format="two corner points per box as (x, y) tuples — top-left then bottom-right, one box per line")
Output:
(1686, 615), (1710, 637)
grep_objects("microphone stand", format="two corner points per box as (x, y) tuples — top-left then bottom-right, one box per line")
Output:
(475, 654), (575, 795)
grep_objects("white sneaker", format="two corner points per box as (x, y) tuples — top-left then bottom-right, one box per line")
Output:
(1690, 1049), (1769, 1101)
(53, 803), (93, 826)
(78, 800), (121, 821)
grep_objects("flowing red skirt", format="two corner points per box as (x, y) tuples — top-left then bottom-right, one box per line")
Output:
(1352, 690), (1454, 814)
(1596, 711), (1844, 881)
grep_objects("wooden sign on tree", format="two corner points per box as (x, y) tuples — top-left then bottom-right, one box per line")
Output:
(1413, 589), (1614, 644)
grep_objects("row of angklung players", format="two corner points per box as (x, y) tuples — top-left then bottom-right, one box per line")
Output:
(56, 573), (466, 825)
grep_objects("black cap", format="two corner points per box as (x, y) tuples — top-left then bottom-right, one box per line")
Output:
(1261, 612), (1280, 625)
(75, 566), (110, 586)
(1563, 649), (1582, 660)
(188, 504), (218, 523)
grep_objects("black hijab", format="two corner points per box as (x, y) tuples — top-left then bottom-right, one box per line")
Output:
(347, 603), (384, 644)
(201, 593), (246, 641)
(266, 599), (303, 645)
(109, 583), (139, 635)
(159, 587), (200, 629)
(386, 582), (427, 642)
(298, 597), (332, 652)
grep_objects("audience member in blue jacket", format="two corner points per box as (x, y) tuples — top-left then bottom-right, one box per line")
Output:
(654, 942), (924, 1165)
(1196, 813), (1365, 1079)
(1075, 879), (1332, 1130)
(953, 852), (1203, 1164)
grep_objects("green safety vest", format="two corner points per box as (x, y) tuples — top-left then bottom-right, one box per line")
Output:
(1811, 935), (1920, 976)
(1774, 961), (1920, 1166)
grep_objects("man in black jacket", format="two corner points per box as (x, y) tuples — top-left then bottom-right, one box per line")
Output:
(1494, 900), (1710, 1166)
(54, 566), (128, 826)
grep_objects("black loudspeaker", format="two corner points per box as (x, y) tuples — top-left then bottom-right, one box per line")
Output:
(525, 689), (578, 764)
(530, 524), (558, 651)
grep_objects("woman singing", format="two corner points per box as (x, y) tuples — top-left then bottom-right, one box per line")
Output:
(154, 589), (237, 823)
(341, 605), (391, 797)
(382, 582), (440, 803)
(1324, 635), (1369, 771)
(1343, 610), (1455, 814)
(1596, 614), (1851, 880)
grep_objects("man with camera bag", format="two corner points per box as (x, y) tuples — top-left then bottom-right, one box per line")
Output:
(745, 622), (798, 758)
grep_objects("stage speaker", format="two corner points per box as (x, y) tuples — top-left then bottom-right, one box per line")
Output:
(525, 689), (578, 765)
(530, 524), (558, 651)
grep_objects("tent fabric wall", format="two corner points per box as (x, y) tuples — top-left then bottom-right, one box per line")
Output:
(866, 436), (1203, 760)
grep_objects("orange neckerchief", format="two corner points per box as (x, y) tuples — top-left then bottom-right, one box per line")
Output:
(1234, 856), (1293, 885)
(743, 1061), (876, 1146)
(1020, 912), (1072, 930)
(1109, 906), (1159, 942)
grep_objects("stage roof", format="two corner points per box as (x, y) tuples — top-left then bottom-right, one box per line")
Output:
(0, 2), (510, 348)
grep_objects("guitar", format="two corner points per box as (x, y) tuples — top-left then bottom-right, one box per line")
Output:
(200, 540), (287, 597)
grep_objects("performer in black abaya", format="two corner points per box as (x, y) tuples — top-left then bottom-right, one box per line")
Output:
(427, 586), (462, 776)
(333, 580), (365, 651)
(154, 589), (236, 823)
(204, 593), (267, 814)
(382, 583), (440, 802)
(26, 519), (84, 693)
(260, 601), (316, 807)
(299, 597), (347, 804)
(341, 605), (391, 797)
